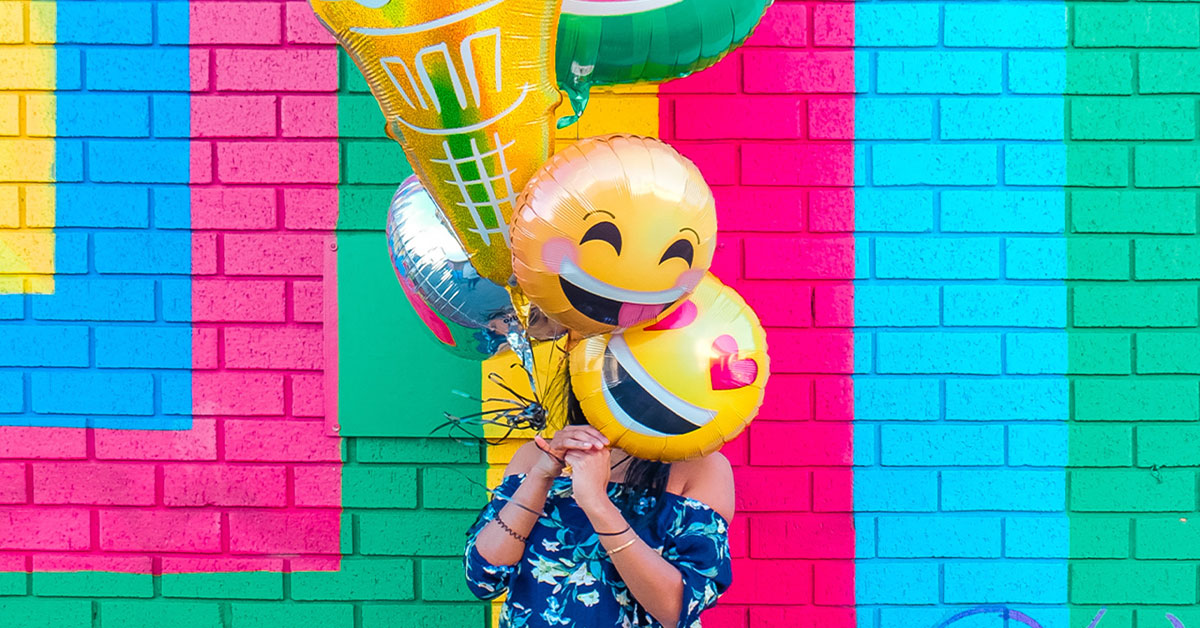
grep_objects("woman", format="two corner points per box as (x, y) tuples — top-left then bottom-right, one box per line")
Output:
(463, 384), (735, 628)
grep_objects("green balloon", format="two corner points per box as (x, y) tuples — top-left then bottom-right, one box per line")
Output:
(555, 0), (773, 127)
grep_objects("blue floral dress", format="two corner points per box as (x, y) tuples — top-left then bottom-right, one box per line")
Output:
(463, 473), (732, 628)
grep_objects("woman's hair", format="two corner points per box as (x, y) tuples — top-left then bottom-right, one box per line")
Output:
(561, 370), (672, 503)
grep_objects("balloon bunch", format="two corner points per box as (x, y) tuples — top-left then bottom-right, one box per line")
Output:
(310, 0), (773, 461)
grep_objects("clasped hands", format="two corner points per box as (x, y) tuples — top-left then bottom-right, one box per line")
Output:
(533, 425), (614, 513)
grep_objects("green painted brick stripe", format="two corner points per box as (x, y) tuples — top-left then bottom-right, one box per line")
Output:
(420, 559), (479, 602)
(361, 603), (486, 628)
(358, 511), (479, 556)
(291, 559), (415, 601)
(1071, 98), (1196, 140)
(0, 599), (92, 628)
(1070, 470), (1196, 512)
(334, 47), (492, 624)
(1074, 5), (1200, 48)
(1140, 51), (1200, 94)
(1134, 239), (1200, 280)
(356, 438), (483, 464)
(1135, 425), (1200, 466)
(1066, 239), (1130, 281)
(1068, 425), (1133, 467)
(33, 571), (152, 598)
(161, 571), (284, 600)
(230, 602), (355, 628)
(1068, 334), (1132, 375)
(1136, 146), (1200, 187)
(0, 571), (25, 595)
(1135, 518), (1200, 559)
(100, 601), (223, 628)
(1070, 191), (1196, 235)
(1070, 562), (1198, 604)
(1066, 145), (1129, 186)
(1068, 1), (1200, 615)
(1073, 609), (1133, 628)
(343, 466), (419, 508)
(1136, 332), (1200, 373)
(1066, 52), (1133, 95)
(1073, 285), (1199, 328)
(1068, 518), (1130, 559)
(423, 467), (488, 510)
(1074, 379), (1200, 421)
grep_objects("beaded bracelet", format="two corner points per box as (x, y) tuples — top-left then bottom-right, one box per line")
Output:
(494, 513), (528, 544)
(595, 524), (631, 537)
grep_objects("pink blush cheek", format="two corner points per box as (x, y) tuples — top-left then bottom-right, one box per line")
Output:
(541, 238), (577, 274)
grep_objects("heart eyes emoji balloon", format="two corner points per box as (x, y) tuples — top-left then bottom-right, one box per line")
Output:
(511, 135), (718, 338)
(570, 273), (770, 462)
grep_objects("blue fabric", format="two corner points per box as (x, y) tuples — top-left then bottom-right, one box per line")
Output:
(464, 473), (732, 628)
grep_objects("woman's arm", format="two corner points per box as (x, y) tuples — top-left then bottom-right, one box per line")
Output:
(568, 449), (736, 628)
(473, 428), (610, 566)
(582, 494), (687, 627)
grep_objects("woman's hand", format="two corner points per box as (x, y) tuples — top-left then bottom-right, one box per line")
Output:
(529, 425), (609, 480)
(565, 447), (612, 513)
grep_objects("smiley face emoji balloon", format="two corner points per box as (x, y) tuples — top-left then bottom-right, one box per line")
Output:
(569, 273), (770, 462)
(511, 135), (718, 338)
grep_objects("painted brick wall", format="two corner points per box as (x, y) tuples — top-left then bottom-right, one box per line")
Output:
(1066, 1), (1200, 626)
(5, 0), (1200, 627)
(852, 1), (1071, 626)
(661, 2), (857, 625)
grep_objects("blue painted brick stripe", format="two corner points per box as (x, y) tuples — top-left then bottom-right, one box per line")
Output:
(0, 1), (193, 431)
(855, 0), (1069, 618)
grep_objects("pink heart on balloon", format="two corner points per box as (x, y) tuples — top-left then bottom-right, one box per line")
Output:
(710, 334), (758, 390)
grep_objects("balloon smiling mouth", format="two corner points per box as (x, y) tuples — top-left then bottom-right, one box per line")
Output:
(601, 335), (716, 437)
(558, 257), (687, 327)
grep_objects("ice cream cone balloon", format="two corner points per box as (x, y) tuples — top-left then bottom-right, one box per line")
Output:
(309, 0), (563, 286)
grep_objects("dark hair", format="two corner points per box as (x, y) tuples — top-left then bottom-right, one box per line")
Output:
(563, 374), (672, 503)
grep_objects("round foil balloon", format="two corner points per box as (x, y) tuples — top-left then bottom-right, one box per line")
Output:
(309, 0), (562, 286)
(386, 177), (514, 360)
(511, 135), (717, 338)
(555, 0), (773, 126)
(570, 273), (769, 461)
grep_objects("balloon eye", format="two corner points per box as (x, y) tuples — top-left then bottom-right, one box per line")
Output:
(580, 221), (622, 254)
(659, 239), (694, 267)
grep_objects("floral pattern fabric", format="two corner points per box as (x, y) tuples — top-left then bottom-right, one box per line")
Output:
(463, 473), (732, 628)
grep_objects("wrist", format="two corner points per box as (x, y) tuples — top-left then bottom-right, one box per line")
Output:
(577, 492), (617, 517)
(529, 464), (561, 482)
(525, 468), (559, 486)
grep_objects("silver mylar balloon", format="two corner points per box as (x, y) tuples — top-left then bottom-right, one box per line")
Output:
(386, 176), (515, 360)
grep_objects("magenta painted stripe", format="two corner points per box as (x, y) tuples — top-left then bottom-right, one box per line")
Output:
(659, 2), (856, 623)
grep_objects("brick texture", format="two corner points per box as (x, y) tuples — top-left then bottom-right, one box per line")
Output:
(0, 0), (346, 586)
(854, 1), (1071, 626)
(1067, 0), (1200, 621)
(13, 0), (1198, 626)
(660, 2), (855, 624)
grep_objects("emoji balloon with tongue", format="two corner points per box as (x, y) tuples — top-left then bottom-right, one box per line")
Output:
(569, 273), (770, 462)
(511, 135), (718, 338)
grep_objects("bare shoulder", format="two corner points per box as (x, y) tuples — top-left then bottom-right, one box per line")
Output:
(675, 452), (735, 523)
(503, 441), (542, 477)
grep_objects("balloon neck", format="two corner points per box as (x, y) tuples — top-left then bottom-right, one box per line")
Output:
(556, 86), (590, 130)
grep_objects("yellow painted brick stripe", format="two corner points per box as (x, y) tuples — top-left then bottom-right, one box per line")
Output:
(483, 85), (661, 628)
(0, 0), (55, 295)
